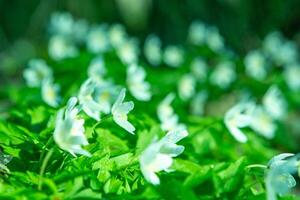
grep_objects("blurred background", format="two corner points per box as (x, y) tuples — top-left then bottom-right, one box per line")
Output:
(1, 0), (300, 51)
(1, 0), (300, 78)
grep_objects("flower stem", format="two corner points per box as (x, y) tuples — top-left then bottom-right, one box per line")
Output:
(246, 164), (267, 169)
(38, 148), (54, 190)
(38, 137), (54, 167)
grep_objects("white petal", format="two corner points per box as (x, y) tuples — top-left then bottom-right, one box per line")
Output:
(112, 88), (126, 113)
(164, 129), (188, 144)
(227, 125), (248, 143)
(117, 101), (134, 114)
(81, 100), (102, 121)
(268, 153), (295, 167)
(152, 153), (173, 171)
(160, 143), (185, 157)
(65, 97), (78, 118)
(113, 116), (135, 134)
(141, 168), (160, 185)
(71, 146), (92, 157)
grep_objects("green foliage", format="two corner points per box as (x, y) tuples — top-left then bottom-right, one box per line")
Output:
(1, 7), (300, 200)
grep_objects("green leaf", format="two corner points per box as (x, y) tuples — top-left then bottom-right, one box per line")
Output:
(213, 157), (246, 195)
(136, 125), (161, 155)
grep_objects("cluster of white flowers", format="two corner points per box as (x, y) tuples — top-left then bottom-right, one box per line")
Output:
(21, 12), (300, 191)
(78, 78), (118, 121)
(58, 13), (154, 104)
(240, 32), (300, 95)
(48, 12), (82, 60)
(54, 87), (136, 157)
(143, 35), (184, 68)
(263, 32), (298, 66)
(188, 21), (225, 53)
(140, 129), (188, 185)
(48, 12), (141, 65)
(173, 56), (210, 116)
(225, 85), (287, 142)
(23, 59), (60, 107)
(46, 20), (139, 151)
(78, 65), (136, 134)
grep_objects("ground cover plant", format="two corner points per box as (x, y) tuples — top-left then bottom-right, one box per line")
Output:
(1, 11), (300, 200)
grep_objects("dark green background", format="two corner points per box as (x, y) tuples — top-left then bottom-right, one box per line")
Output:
(1, 0), (300, 53)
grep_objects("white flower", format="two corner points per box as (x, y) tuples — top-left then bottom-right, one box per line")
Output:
(163, 46), (184, 68)
(92, 81), (119, 114)
(190, 91), (208, 116)
(117, 38), (139, 65)
(144, 34), (162, 66)
(140, 129), (188, 185)
(41, 77), (60, 108)
(49, 12), (73, 36)
(263, 32), (282, 60)
(205, 27), (224, 52)
(86, 25), (109, 53)
(87, 56), (106, 81)
(188, 21), (206, 45)
(23, 59), (52, 87)
(224, 102), (255, 143)
(250, 106), (276, 139)
(78, 79), (102, 121)
(178, 74), (196, 101)
(48, 35), (78, 60)
(266, 153), (298, 200)
(284, 64), (300, 91)
(190, 58), (208, 81)
(72, 19), (89, 43)
(157, 93), (186, 131)
(53, 97), (91, 157)
(210, 61), (236, 89)
(277, 41), (298, 66)
(263, 86), (287, 120)
(263, 32), (297, 66)
(108, 24), (127, 49)
(127, 64), (151, 101)
(244, 50), (267, 81)
(112, 88), (135, 134)
(78, 78), (118, 121)
(0, 150), (12, 173)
